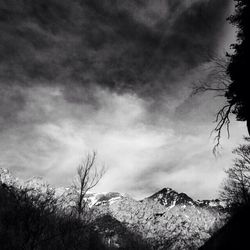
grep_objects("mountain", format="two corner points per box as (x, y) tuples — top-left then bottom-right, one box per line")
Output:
(0, 168), (50, 192)
(197, 199), (227, 210)
(92, 214), (151, 249)
(0, 168), (228, 249)
(0, 168), (21, 187)
(145, 187), (227, 210)
(85, 188), (228, 249)
(86, 192), (125, 207)
(145, 187), (197, 207)
(101, 193), (227, 249)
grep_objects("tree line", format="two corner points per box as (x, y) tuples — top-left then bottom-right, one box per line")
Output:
(0, 152), (150, 250)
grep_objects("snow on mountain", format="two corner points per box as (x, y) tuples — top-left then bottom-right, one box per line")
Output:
(145, 187), (197, 207)
(145, 187), (227, 211)
(0, 168), (22, 187)
(0, 168), (228, 249)
(0, 168), (225, 210)
(86, 192), (124, 207)
(102, 194), (227, 249)
(197, 199), (227, 209)
(91, 188), (228, 249)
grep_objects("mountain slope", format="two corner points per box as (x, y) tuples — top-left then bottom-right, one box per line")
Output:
(145, 187), (196, 207)
(92, 214), (151, 249)
(0, 168), (228, 250)
(100, 195), (226, 249)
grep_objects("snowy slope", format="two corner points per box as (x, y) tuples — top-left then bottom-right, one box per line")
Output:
(0, 168), (228, 249)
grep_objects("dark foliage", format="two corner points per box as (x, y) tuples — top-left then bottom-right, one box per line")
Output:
(92, 214), (151, 250)
(0, 183), (106, 250)
(199, 201), (250, 250)
(201, 138), (250, 249)
(192, 0), (250, 151)
(0, 183), (152, 250)
(220, 137), (250, 211)
(226, 0), (250, 134)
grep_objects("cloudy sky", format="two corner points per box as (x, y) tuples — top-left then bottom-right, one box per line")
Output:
(0, 0), (248, 199)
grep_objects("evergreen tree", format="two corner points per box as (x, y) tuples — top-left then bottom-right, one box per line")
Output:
(226, 0), (250, 134)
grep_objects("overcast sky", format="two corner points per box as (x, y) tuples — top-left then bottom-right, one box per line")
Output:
(0, 0), (247, 199)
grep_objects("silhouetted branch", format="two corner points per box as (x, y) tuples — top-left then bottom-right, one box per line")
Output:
(73, 151), (106, 217)
(212, 103), (233, 155)
(192, 56), (234, 153)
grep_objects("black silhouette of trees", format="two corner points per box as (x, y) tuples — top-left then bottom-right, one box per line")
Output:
(0, 182), (108, 249)
(193, 0), (249, 151)
(226, 0), (250, 135)
(220, 137), (250, 209)
(73, 152), (105, 217)
(192, 56), (233, 153)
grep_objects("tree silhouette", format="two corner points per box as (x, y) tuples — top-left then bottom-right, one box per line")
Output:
(193, 1), (249, 152)
(226, 0), (250, 135)
(72, 152), (105, 218)
(192, 56), (233, 153)
(220, 137), (250, 210)
(0, 183), (107, 250)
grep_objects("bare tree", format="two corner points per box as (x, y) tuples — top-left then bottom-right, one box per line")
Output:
(192, 56), (234, 154)
(220, 138), (250, 209)
(72, 151), (105, 217)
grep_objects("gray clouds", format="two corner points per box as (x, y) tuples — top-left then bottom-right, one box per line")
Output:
(1, 85), (246, 200)
(0, 0), (234, 131)
(0, 0), (231, 96)
(0, 0), (243, 199)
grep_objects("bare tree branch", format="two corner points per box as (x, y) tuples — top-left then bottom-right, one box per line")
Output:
(212, 103), (233, 155)
(220, 138), (250, 210)
(72, 151), (106, 218)
(192, 56), (234, 154)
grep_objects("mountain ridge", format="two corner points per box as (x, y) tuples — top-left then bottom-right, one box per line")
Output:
(0, 168), (227, 210)
(0, 167), (228, 249)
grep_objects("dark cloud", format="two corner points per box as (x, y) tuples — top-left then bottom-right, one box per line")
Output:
(0, 0), (231, 96)
(0, 85), (26, 130)
(1, 1), (241, 199)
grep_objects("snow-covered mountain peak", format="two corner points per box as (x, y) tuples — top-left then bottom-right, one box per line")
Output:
(160, 187), (174, 193)
(0, 168), (228, 249)
(0, 167), (227, 213)
(86, 192), (125, 207)
(146, 187), (196, 207)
